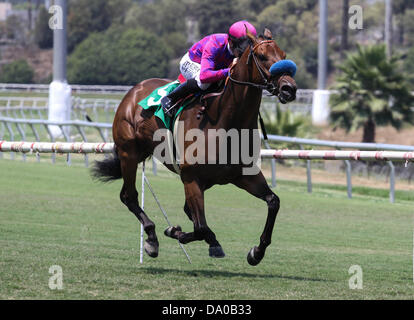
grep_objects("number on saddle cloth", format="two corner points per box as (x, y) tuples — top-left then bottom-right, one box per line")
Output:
(138, 80), (195, 131)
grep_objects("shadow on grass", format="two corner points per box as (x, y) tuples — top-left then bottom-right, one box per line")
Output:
(140, 267), (333, 283)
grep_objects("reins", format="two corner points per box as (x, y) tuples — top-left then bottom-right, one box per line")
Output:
(227, 40), (275, 141)
(228, 40), (277, 93)
(199, 40), (278, 128)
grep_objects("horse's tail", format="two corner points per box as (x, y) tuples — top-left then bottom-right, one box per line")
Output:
(91, 146), (122, 182)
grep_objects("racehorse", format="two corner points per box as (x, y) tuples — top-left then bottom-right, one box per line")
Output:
(92, 28), (297, 266)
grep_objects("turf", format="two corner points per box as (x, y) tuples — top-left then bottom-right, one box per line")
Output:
(0, 159), (413, 300)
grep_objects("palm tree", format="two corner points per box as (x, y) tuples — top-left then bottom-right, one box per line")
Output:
(262, 105), (307, 137)
(330, 44), (414, 143)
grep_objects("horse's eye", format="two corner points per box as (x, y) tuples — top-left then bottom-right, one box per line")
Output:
(258, 54), (267, 61)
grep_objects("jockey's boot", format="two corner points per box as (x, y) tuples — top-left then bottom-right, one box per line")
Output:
(161, 79), (200, 117)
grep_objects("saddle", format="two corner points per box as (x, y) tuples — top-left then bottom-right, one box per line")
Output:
(171, 74), (225, 120)
(138, 76), (225, 132)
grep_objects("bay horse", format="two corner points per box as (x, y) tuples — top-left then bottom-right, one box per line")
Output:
(92, 28), (297, 266)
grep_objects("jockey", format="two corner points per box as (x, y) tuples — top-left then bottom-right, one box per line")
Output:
(161, 20), (257, 117)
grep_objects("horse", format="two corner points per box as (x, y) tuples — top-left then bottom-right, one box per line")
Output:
(92, 28), (297, 266)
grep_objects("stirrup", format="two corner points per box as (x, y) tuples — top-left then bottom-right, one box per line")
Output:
(165, 105), (176, 117)
(161, 96), (174, 117)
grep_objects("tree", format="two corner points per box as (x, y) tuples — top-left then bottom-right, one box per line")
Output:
(234, 0), (276, 21)
(393, 0), (414, 46)
(2, 15), (25, 42)
(256, 0), (318, 44)
(125, 0), (188, 57)
(129, 0), (187, 35)
(34, 5), (53, 49)
(404, 9), (414, 47)
(330, 44), (414, 143)
(194, 0), (242, 36)
(340, 0), (349, 57)
(404, 46), (414, 89)
(0, 60), (34, 83)
(255, 0), (319, 88)
(68, 27), (171, 85)
(67, 0), (131, 52)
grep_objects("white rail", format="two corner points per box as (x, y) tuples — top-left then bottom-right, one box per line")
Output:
(261, 149), (414, 162)
(2, 140), (413, 162)
(0, 141), (113, 154)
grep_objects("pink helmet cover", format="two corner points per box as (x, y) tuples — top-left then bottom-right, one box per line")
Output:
(228, 20), (257, 39)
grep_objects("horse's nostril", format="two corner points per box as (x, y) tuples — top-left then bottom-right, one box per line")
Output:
(281, 85), (294, 95)
(280, 84), (296, 101)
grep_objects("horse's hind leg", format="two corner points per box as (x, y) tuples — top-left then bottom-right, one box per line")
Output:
(164, 182), (225, 258)
(118, 144), (159, 258)
(184, 200), (224, 257)
(183, 201), (193, 221)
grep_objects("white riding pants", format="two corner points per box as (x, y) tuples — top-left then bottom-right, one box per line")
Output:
(179, 53), (211, 90)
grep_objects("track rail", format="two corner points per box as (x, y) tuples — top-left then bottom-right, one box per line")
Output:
(1, 141), (413, 163)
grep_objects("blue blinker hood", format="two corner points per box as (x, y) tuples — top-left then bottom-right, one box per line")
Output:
(269, 60), (297, 77)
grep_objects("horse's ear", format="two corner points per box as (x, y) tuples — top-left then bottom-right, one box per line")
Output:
(263, 28), (273, 40)
(245, 24), (257, 45)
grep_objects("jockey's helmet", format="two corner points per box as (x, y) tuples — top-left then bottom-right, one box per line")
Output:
(228, 21), (257, 39)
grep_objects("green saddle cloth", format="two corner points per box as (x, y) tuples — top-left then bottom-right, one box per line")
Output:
(138, 80), (194, 131)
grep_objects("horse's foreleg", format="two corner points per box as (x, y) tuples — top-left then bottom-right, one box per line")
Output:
(118, 146), (159, 258)
(233, 172), (280, 266)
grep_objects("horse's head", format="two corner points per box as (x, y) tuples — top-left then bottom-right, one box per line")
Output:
(239, 27), (297, 104)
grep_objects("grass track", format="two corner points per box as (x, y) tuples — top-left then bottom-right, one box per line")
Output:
(0, 159), (413, 299)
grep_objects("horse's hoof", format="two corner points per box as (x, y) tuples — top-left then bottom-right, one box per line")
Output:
(164, 225), (182, 238)
(209, 246), (225, 258)
(144, 240), (159, 258)
(247, 247), (261, 266)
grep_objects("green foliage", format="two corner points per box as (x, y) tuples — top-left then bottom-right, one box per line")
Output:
(68, 27), (171, 85)
(126, 0), (187, 36)
(256, 0), (318, 46)
(161, 32), (188, 58)
(7, 0), (414, 89)
(261, 104), (311, 141)
(403, 9), (414, 46)
(255, 0), (319, 88)
(1, 15), (24, 41)
(125, 0), (189, 58)
(330, 44), (414, 142)
(34, 6), (53, 49)
(301, 43), (333, 76)
(302, 43), (318, 75)
(68, 0), (132, 52)
(235, 0), (276, 18)
(0, 60), (34, 83)
(360, 1), (384, 31)
(194, 0), (242, 36)
(404, 46), (414, 89)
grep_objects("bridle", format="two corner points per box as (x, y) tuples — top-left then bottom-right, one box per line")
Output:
(228, 40), (279, 95)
